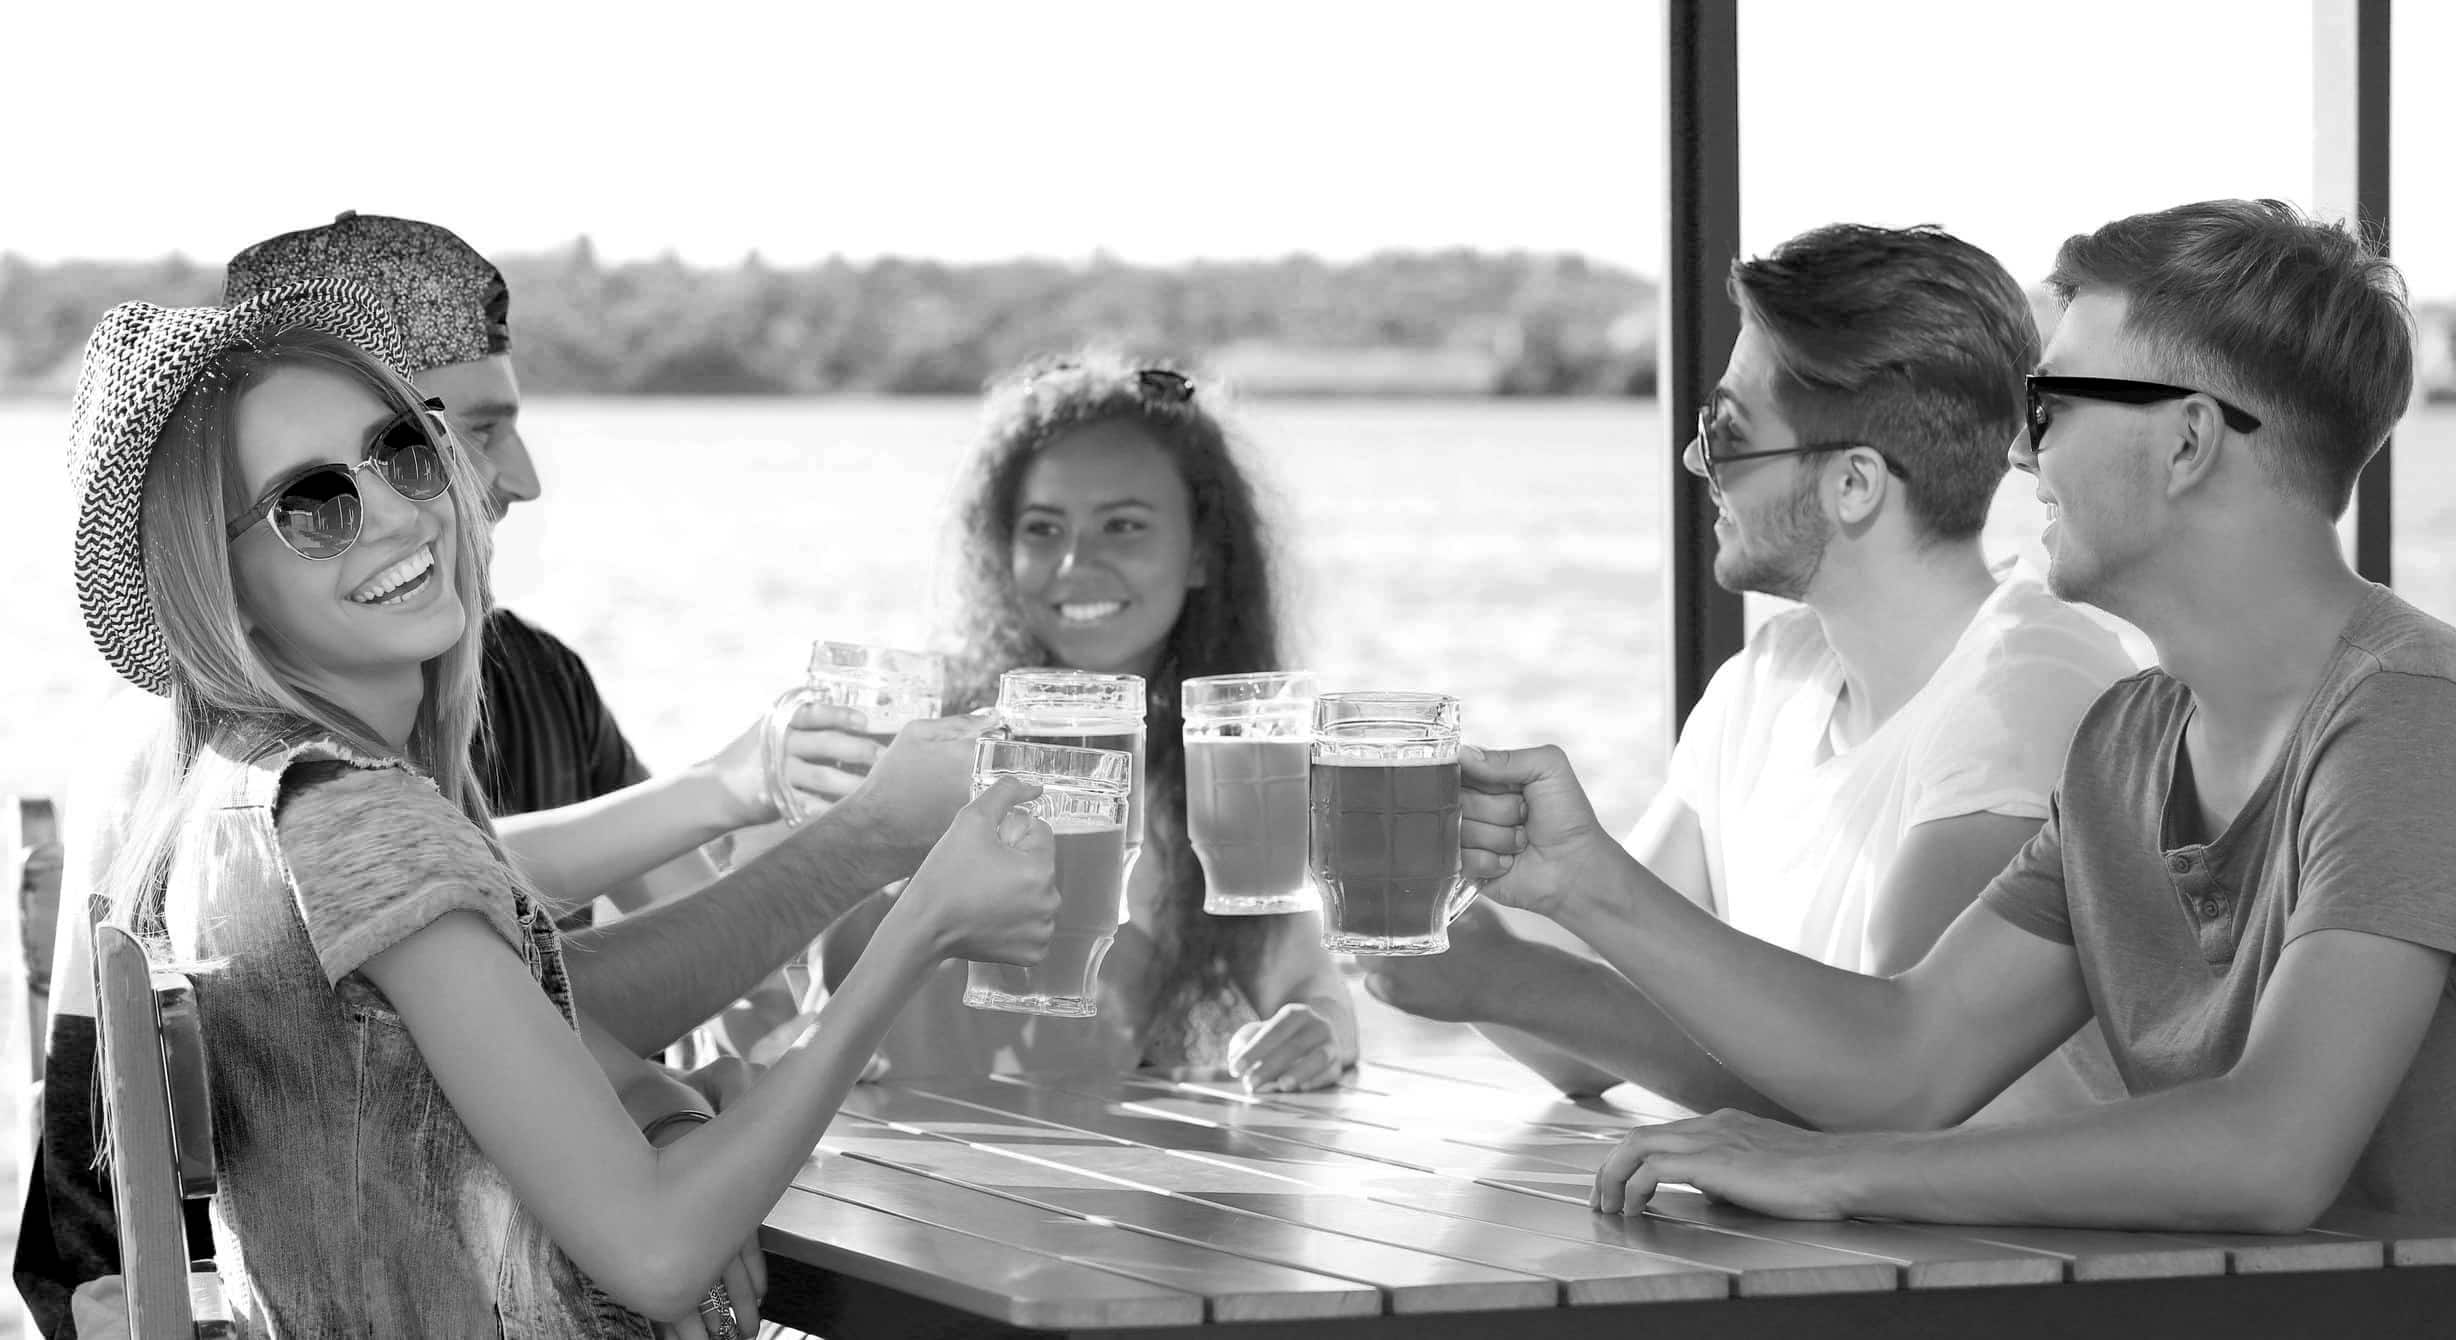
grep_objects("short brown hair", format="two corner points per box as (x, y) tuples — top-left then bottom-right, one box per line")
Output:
(2048, 199), (2412, 516)
(1728, 223), (2038, 542)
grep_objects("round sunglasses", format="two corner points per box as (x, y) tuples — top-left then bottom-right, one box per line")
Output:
(224, 398), (455, 560)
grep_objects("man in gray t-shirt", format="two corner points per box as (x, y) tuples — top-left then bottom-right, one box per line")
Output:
(1452, 200), (2451, 1231)
(1982, 586), (2456, 1215)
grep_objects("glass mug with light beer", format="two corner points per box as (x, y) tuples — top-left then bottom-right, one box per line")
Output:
(962, 738), (1134, 1017)
(1309, 692), (1479, 955)
(762, 641), (944, 826)
(996, 669), (1147, 862)
(1182, 671), (1317, 915)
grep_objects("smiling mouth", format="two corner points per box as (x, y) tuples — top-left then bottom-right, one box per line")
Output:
(351, 545), (437, 605)
(1056, 600), (1126, 626)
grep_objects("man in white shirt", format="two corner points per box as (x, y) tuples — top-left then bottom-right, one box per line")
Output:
(1370, 223), (2135, 1120)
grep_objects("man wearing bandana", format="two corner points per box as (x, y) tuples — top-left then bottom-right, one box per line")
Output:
(14, 215), (965, 1335)
(222, 213), (639, 832)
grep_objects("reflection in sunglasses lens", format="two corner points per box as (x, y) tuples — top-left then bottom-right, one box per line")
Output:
(275, 475), (363, 558)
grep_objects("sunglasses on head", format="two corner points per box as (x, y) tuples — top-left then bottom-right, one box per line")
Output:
(1035, 363), (1197, 403)
(225, 398), (455, 560)
(2023, 375), (2263, 452)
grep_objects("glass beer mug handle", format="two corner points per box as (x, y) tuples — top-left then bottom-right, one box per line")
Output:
(1445, 876), (1484, 926)
(764, 685), (819, 826)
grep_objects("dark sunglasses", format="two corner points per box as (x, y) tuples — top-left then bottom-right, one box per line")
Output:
(2023, 375), (2263, 452)
(1693, 404), (1909, 483)
(225, 398), (455, 560)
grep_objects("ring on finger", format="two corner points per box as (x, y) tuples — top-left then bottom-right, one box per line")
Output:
(698, 1282), (742, 1340)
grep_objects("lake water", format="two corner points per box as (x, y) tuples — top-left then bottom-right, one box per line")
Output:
(8, 396), (2456, 836)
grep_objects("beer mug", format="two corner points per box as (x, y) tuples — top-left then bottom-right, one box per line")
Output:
(1309, 692), (1479, 955)
(962, 738), (1134, 1017)
(996, 669), (1147, 860)
(764, 642), (943, 825)
(1183, 671), (1317, 915)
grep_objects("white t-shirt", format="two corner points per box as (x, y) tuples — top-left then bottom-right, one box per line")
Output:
(1665, 578), (2137, 974)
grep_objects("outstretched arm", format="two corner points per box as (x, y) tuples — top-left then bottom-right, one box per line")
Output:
(1461, 744), (2088, 1131)
(363, 778), (1057, 1322)
(498, 703), (884, 912)
(1596, 927), (2448, 1232)
(560, 714), (989, 1055)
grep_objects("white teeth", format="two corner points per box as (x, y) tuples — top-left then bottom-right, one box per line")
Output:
(351, 546), (435, 604)
(1058, 601), (1125, 625)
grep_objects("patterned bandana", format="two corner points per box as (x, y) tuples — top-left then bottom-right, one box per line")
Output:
(224, 212), (510, 374)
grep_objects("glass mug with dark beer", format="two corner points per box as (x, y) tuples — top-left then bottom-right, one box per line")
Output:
(1182, 671), (1317, 915)
(961, 738), (1134, 1017)
(762, 641), (944, 826)
(1309, 692), (1479, 955)
(996, 669), (1147, 863)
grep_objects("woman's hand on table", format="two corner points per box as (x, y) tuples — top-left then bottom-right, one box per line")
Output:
(1226, 1000), (1349, 1093)
(1593, 1109), (1865, 1220)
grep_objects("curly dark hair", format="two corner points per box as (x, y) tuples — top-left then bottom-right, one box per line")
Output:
(945, 352), (1286, 1052)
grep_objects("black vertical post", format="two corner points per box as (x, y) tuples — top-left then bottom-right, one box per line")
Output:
(2319, 0), (2393, 583)
(1665, 0), (1746, 738)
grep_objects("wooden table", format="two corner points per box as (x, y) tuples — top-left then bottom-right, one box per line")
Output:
(758, 1056), (2456, 1337)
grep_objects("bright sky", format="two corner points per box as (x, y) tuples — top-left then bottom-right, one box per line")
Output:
(3, 0), (2450, 295)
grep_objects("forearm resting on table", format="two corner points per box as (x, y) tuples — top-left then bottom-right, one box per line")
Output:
(499, 769), (737, 910)
(1471, 942), (1793, 1117)
(1555, 858), (1952, 1130)
(561, 806), (906, 1056)
(1840, 1075), (2346, 1232)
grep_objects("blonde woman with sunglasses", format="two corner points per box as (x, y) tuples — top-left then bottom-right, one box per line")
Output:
(65, 286), (1060, 1338)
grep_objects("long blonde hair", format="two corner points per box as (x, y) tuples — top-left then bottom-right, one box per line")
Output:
(102, 325), (495, 936)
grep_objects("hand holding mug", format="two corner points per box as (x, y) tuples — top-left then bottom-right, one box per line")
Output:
(830, 713), (1001, 879)
(888, 774), (1059, 966)
(1459, 743), (1625, 925)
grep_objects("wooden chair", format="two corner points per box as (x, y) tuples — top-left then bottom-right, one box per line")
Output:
(94, 923), (232, 1339)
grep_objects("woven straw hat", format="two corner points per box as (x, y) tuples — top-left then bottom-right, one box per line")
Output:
(67, 279), (415, 695)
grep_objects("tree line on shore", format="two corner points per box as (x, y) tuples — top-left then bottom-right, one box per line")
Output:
(0, 245), (1658, 398)
(4, 245), (2448, 401)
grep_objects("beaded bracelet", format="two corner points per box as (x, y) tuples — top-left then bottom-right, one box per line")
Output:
(642, 1109), (714, 1146)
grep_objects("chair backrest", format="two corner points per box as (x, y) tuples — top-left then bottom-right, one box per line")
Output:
(94, 923), (231, 1339)
(12, 795), (61, 1080)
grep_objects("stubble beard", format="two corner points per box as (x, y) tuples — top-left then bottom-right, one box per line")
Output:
(1713, 470), (1830, 602)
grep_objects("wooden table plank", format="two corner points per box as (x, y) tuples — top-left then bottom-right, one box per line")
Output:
(885, 1078), (1728, 1305)
(1880, 1221), (2230, 1282)
(1177, 1065), (1659, 1140)
(794, 1150), (1381, 1323)
(1635, 1191), (2067, 1289)
(824, 1116), (1557, 1314)
(761, 1184), (1200, 1331)
(1046, 1076), (1599, 1180)
(931, 1075), (1900, 1300)
(2137, 1226), (2383, 1274)
(2315, 1206), (2456, 1267)
(1366, 1056), (1692, 1124)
